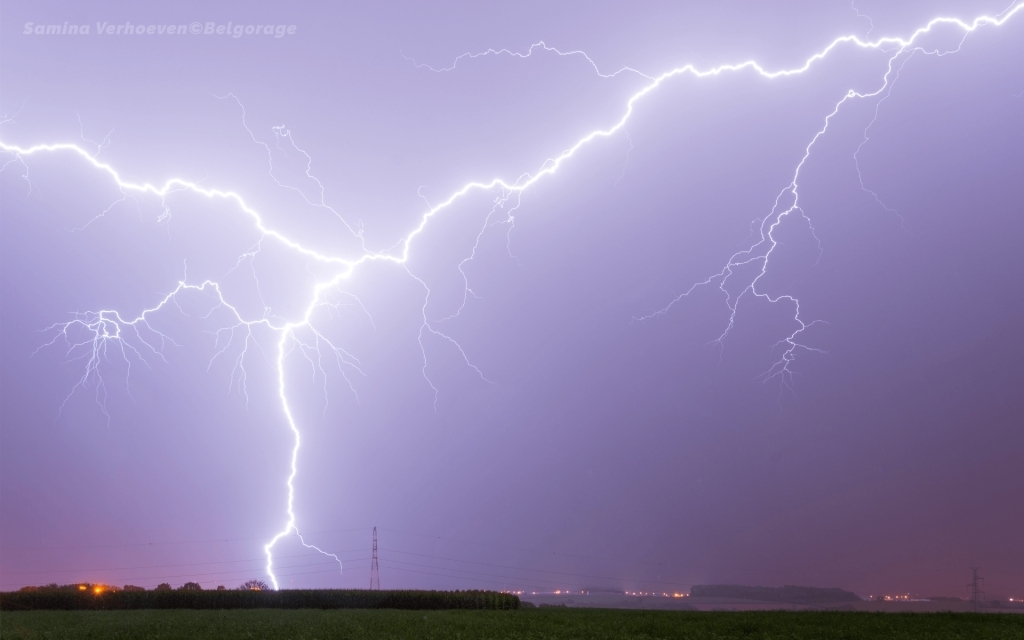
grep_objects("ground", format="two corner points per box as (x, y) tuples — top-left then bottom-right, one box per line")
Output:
(3, 609), (1023, 639)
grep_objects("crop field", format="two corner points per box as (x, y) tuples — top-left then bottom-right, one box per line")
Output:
(3, 609), (1022, 640)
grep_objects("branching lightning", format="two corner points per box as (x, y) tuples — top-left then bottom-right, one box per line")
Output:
(633, 5), (1023, 387)
(402, 40), (654, 79)
(2, 4), (1020, 588)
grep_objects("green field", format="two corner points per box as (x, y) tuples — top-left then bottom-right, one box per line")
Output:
(2, 609), (1022, 640)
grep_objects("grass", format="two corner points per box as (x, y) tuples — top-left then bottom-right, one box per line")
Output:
(2, 609), (1022, 640)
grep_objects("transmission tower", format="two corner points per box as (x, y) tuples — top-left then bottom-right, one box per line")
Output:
(967, 567), (985, 612)
(370, 526), (380, 590)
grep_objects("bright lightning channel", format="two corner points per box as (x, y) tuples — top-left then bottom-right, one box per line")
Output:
(1, 4), (1019, 588)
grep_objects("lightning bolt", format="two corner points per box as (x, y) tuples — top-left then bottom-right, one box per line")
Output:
(851, 1), (876, 39)
(633, 4), (1023, 387)
(402, 40), (654, 79)
(2, 3), (1020, 588)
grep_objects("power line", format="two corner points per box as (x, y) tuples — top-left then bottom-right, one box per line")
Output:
(6, 527), (887, 593)
(378, 557), (689, 591)
(380, 564), (544, 591)
(3, 525), (924, 582)
(0, 527), (372, 552)
(380, 548), (690, 588)
(0, 549), (367, 576)
(2, 536), (692, 592)
(378, 526), (773, 575)
(0, 558), (367, 589)
(4, 565), (364, 589)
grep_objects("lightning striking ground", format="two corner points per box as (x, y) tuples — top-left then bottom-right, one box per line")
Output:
(2, 4), (1020, 588)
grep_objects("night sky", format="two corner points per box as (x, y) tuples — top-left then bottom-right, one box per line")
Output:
(1, 1), (1021, 599)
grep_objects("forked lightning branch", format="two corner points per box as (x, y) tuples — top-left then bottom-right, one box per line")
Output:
(1, 4), (1019, 589)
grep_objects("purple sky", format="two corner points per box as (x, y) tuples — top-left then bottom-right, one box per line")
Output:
(1, 1), (1022, 598)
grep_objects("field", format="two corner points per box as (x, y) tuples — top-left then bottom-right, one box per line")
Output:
(3, 609), (1023, 639)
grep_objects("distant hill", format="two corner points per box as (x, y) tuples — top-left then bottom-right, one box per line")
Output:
(690, 585), (860, 604)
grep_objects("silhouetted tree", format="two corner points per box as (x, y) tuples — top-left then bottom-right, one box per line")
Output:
(178, 582), (203, 591)
(122, 585), (145, 592)
(240, 579), (270, 591)
(155, 583), (172, 591)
